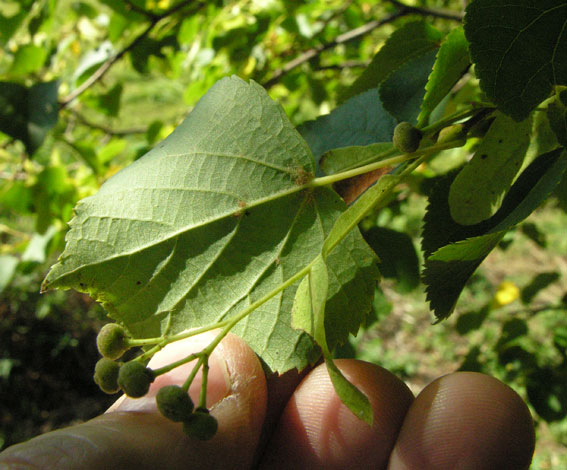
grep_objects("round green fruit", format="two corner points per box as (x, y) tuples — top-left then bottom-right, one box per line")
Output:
(118, 361), (154, 398)
(94, 357), (120, 394)
(183, 408), (218, 441)
(156, 385), (194, 422)
(393, 121), (423, 153)
(96, 323), (129, 360)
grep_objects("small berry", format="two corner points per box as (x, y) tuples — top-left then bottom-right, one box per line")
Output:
(118, 361), (154, 398)
(183, 408), (218, 441)
(393, 121), (423, 153)
(156, 385), (194, 422)
(97, 323), (129, 360)
(93, 358), (120, 394)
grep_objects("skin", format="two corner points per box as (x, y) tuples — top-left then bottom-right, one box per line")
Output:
(0, 332), (535, 470)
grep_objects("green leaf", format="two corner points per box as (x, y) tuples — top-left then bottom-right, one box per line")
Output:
(291, 255), (328, 340)
(423, 231), (506, 321)
(319, 142), (394, 175)
(547, 96), (567, 147)
(325, 356), (373, 425)
(298, 88), (396, 161)
(423, 148), (567, 319)
(464, 0), (567, 121)
(0, 80), (59, 155)
(379, 48), (439, 125)
(339, 21), (443, 103)
(292, 256), (373, 425)
(9, 44), (48, 76)
(73, 42), (114, 86)
(362, 226), (420, 293)
(43, 76), (378, 374)
(0, 255), (19, 293)
(449, 112), (532, 225)
(418, 27), (470, 127)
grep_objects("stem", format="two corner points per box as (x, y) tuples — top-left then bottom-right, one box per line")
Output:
(183, 356), (204, 392)
(198, 360), (209, 409)
(151, 351), (200, 377)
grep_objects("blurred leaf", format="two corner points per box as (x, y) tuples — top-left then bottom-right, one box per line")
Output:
(464, 0), (567, 121)
(84, 84), (123, 117)
(456, 306), (489, 335)
(520, 221), (547, 248)
(0, 80), (59, 155)
(418, 27), (470, 127)
(298, 88), (396, 161)
(0, 255), (19, 293)
(498, 345), (537, 370)
(449, 113), (532, 225)
(0, 180), (33, 214)
(21, 226), (57, 264)
(380, 48), (438, 125)
(527, 367), (567, 422)
(521, 271), (561, 304)
(496, 318), (529, 349)
(10, 44), (48, 76)
(363, 226), (420, 293)
(73, 42), (114, 86)
(0, 0), (34, 46)
(339, 21), (442, 103)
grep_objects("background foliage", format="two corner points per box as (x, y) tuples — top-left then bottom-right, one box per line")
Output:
(1, 0), (566, 467)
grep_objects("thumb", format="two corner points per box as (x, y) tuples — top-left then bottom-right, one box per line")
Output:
(0, 332), (267, 470)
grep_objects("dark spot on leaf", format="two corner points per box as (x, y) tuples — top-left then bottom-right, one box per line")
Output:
(481, 154), (488, 159)
(136, 281), (142, 286)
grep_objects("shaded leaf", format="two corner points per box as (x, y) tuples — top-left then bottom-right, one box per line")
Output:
(521, 271), (560, 304)
(418, 27), (470, 127)
(298, 88), (396, 161)
(464, 0), (567, 121)
(423, 231), (506, 320)
(547, 96), (567, 147)
(43, 77), (378, 374)
(423, 148), (567, 319)
(0, 80), (59, 155)
(379, 48), (439, 125)
(449, 112), (532, 225)
(320, 142), (394, 175)
(339, 21), (442, 103)
(363, 226), (420, 293)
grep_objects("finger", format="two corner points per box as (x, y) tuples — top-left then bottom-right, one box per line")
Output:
(0, 332), (268, 470)
(259, 359), (414, 470)
(387, 371), (535, 470)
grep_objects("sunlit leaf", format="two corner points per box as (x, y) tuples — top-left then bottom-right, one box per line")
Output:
(44, 77), (378, 374)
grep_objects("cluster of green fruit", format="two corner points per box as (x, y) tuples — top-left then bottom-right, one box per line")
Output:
(93, 324), (218, 440)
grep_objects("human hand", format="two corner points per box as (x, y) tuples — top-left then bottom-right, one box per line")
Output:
(0, 331), (535, 470)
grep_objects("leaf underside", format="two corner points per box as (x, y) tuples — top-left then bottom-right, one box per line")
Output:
(44, 76), (379, 374)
